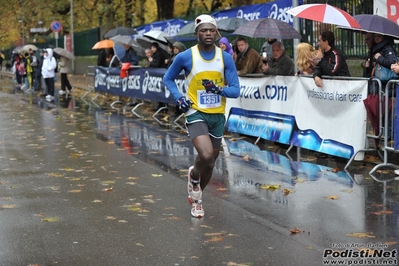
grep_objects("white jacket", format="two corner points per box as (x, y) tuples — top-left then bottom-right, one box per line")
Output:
(41, 48), (57, 78)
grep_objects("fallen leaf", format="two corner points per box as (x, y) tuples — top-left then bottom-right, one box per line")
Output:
(294, 179), (307, 183)
(68, 189), (82, 193)
(340, 189), (353, 193)
(385, 241), (398, 246)
(328, 167), (340, 173)
(325, 195), (339, 200)
(346, 232), (375, 238)
(103, 187), (113, 192)
(284, 188), (295, 196)
(42, 217), (59, 222)
(204, 231), (226, 236)
(0, 204), (16, 209)
(290, 227), (302, 234)
(260, 184), (281, 190)
(151, 174), (163, 177)
(118, 220), (128, 223)
(372, 210), (393, 215)
(242, 155), (250, 161)
(200, 225), (213, 229)
(169, 216), (182, 220)
(136, 243), (144, 247)
(206, 236), (223, 242)
(92, 200), (102, 203)
(216, 187), (228, 191)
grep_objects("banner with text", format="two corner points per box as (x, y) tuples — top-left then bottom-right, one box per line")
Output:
(225, 76), (368, 160)
(94, 66), (186, 104)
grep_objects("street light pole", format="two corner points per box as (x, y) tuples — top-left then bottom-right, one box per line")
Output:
(70, 0), (74, 72)
(19, 20), (25, 46)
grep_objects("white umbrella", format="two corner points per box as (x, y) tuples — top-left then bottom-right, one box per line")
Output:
(53, 47), (75, 60)
(23, 44), (39, 51)
(143, 30), (169, 44)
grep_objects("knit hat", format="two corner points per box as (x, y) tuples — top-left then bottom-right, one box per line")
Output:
(194, 14), (217, 30)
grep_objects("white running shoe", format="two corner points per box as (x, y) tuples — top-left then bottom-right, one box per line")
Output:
(46, 95), (54, 102)
(187, 165), (202, 205)
(394, 169), (399, 175)
(58, 90), (66, 95)
(191, 202), (204, 218)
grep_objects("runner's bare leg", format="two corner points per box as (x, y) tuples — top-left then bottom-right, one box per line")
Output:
(191, 135), (220, 190)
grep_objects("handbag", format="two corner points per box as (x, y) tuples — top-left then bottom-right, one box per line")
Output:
(373, 58), (399, 81)
(374, 64), (399, 81)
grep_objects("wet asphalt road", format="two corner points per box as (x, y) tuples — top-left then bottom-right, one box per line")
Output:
(0, 75), (398, 266)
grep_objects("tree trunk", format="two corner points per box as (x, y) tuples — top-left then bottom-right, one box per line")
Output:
(157, 0), (175, 20)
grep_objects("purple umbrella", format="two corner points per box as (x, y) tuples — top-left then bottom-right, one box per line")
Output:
(232, 18), (301, 39)
(352, 14), (399, 39)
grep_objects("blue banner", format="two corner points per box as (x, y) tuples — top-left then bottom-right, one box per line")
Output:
(94, 66), (186, 105)
(212, 0), (303, 25)
(135, 19), (189, 37)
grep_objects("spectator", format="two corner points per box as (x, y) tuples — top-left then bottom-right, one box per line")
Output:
(261, 41), (295, 76)
(41, 48), (57, 101)
(58, 55), (72, 95)
(0, 50), (4, 71)
(313, 30), (351, 88)
(166, 41), (186, 115)
(148, 42), (166, 68)
(372, 34), (397, 71)
(97, 48), (107, 67)
(120, 44), (139, 65)
(107, 48), (119, 67)
(260, 38), (278, 56)
(219, 37), (233, 55)
(235, 37), (263, 75)
(164, 43), (173, 67)
(37, 49), (46, 94)
(144, 48), (153, 67)
(166, 41), (185, 68)
(361, 33), (375, 78)
(29, 49), (39, 91)
(22, 52), (32, 91)
(295, 42), (318, 75)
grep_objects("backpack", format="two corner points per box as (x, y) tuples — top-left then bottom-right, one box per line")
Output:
(18, 62), (26, 76)
(52, 57), (59, 73)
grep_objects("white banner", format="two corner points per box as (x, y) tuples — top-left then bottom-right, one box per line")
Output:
(374, 0), (399, 23)
(225, 76), (368, 160)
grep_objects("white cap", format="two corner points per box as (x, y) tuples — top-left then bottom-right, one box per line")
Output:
(194, 15), (217, 30)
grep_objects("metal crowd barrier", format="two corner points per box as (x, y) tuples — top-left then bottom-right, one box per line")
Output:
(344, 78), (398, 174)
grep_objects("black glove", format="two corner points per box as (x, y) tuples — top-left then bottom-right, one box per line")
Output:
(202, 79), (222, 94)
(177, 96), (192, 113)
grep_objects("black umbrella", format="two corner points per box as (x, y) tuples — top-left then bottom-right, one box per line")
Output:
(232, 18), (301, 39)
(104, 27), (137, 39)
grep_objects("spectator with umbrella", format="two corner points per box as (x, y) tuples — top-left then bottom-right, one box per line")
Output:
(148, 42), (167, 68)
(120, 44), (139, 65)
(234, 37), (263, 75)
(261, 41), (295, 76)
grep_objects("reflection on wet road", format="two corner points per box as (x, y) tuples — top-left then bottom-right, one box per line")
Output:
(1, 75), (398, 263)
(93, 108), (399, 250)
